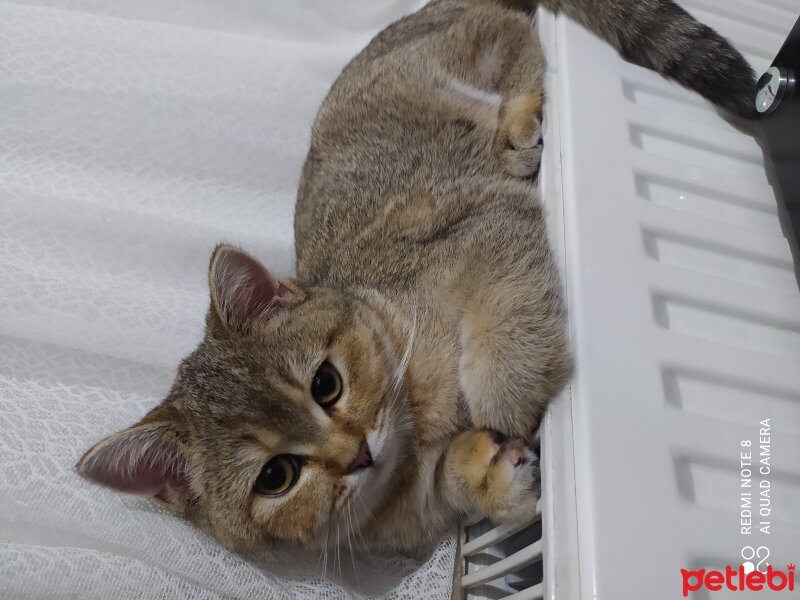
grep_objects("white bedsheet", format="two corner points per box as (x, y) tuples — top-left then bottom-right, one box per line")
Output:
(0, 1), (459, 598)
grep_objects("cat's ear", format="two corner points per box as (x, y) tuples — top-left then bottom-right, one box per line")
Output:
(208, 244), (293, 334)
(76, 422), (191, 505)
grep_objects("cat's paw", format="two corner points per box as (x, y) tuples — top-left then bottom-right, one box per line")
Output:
(453, 430), (540, 525)
(495, 93), (543, 178)
(507, 116), (542, 152)
(484, 434), (540, 524)
(500, 132), (542, 179)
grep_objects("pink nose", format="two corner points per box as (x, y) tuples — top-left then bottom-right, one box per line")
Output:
(344, 439), (373, 474)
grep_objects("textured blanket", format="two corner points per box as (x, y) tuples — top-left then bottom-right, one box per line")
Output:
(0, 1), (458, 598)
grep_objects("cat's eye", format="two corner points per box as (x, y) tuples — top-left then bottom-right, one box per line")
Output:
(311, 361), (342, 408)
(254, 455), (299, 496)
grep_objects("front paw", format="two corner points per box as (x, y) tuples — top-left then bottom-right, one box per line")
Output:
(453, 430), (540, 525)
(485, 436), (540, 524)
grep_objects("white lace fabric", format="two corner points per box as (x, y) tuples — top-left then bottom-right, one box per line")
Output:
(0, 1), (457, 597)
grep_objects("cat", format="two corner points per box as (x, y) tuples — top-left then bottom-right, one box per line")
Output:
(77, 0), (756, 554)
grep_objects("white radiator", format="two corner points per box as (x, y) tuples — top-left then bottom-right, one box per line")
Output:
(459, 4), (800, 600)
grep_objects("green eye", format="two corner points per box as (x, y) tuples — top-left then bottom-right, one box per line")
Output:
(311, 361), (343, 408)
(254, 455), (299, 496)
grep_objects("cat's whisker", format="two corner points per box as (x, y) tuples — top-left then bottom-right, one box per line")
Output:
(380, 386), (409, 445)
(391, 300), (417, 391)
(318, 498), (336, 587)
(345, 501), (361, 584)
(386, 410), (412, 429)
(375, 297), (416, 430)
(333, 512), (341, 580)
(353, 496), (375, 562)
(316, 548), (328, 600)
(356, 491), (375, 524)
(382, 414), (414, 439)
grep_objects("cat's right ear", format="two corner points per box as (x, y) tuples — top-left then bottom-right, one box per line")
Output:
(76, 421), (191, 506)
(208, 244), (294, 334)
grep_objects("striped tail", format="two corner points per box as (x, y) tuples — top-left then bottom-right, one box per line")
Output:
(480, 0), (758, 118)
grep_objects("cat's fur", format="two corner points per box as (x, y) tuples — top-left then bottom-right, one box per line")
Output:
(77, 0), (756, 553)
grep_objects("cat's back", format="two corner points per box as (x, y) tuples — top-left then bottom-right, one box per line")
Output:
(293, 0), (536, 284)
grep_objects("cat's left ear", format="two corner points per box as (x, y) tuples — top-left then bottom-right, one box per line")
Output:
(208, 244), (295, 334)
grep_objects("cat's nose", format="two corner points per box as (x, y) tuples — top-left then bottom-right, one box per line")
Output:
(344, 439), (373, 474)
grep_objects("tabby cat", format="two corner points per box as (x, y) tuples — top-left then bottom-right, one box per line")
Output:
(78, 0), (756, 553)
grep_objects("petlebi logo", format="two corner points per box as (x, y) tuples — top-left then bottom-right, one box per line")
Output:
(681, 563), (795, 596)
(681, 419), (795, 596)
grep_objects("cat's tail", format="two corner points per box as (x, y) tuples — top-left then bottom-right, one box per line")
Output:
(479, 0), (758, 119)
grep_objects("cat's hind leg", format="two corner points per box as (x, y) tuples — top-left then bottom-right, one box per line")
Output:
(488, 12), (547, 178)
(442, 5), (546, 177)
(494, 92), (543, 177)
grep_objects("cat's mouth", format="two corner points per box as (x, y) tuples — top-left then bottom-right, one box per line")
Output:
(349, 412), (405, 496)
(318, 406), (411, 547)
(344, 439), (373, 474)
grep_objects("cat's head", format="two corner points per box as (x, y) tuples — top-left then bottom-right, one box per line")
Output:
(76, 245), (413, 550)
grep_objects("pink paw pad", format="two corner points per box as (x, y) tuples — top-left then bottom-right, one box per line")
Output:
(505, 442), (528, 467)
